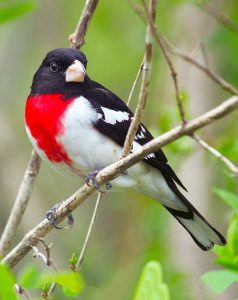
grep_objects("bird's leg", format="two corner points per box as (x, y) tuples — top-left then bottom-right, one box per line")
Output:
(46, 201), (74, 229)
(85, 169), (112, 193)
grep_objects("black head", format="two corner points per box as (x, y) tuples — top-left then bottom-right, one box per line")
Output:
(30, 48), (89, 97)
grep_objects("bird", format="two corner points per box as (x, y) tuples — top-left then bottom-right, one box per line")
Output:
(25, 48), (226, 251)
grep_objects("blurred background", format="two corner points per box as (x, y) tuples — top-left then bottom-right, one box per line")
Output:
(0, 0), (238, 299)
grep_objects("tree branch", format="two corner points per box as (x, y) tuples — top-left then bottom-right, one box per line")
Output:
(126, 57), (144, 107)
(191, 134), (238, 176)
(69, 0), (99, 49)
(162, 36), (238, 95)
(0, 151), (41, 257)
(2, 95), (238, 268)
(75, 192), (102, 271)
(197, 1), (238, 35)
(143, 2), (187, 124)
(121, 0), (156, 158)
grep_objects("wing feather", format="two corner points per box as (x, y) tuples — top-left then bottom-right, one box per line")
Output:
(82, 85), (187, 191)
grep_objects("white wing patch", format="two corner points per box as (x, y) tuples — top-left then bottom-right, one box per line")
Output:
(101, 107), (130, 125)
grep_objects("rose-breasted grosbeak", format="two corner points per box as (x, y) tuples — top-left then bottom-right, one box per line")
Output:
(25, 48), (226, 250)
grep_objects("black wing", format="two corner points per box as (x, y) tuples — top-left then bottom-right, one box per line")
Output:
(82, 84), (187, 191)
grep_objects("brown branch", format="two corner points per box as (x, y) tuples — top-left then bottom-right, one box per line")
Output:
(161, 36), (238, 95)
(75, 192), (102, 271)
(191, 134), (238, 176)
(126, 57), (144, 107)
(15, 285), (32, 300)
(69, 0), (99, 49)
(32, 239), (59, 299)
(121, 0), (157, 158)
(134, 10), (238, 97)
(143, 2), (187, 124)
(0, 151), (41, 257)
(2, 95), (238, 268)
(197, 1), (238, 35)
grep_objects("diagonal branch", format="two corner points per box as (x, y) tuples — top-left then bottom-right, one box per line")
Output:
(0, 151), (41, 257)
(75, 192), (102, 271)
(143, 2), (187, 124)
(191, 133), (238, 176)
(136, 11), (238, 96)
(69, 0), (99, 49)
(197, 1), (238, 35)
(162, 36), (238, 95)
(121, 0), (157, 158)
(2, 95), (238, 268)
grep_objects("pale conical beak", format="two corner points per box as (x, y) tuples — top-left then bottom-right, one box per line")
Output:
(65, 59), (86, 83)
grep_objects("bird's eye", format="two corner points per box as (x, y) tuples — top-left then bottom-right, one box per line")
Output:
(50, 62), (59, 73)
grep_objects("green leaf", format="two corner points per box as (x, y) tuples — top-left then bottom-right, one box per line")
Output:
(202, 269), (238, 293)
(17, 265), (40, 289)
(214, 188), (238, 210)
(227, 214), (238, 254)
(133, 261), (170, 300)
(0, 1), (36, 24)
(0, 264), (17, 300)
(39, 271), (84, 295)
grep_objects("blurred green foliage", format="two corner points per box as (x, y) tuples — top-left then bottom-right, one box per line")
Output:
(0, 0), (36, 24)
(133, 261), (170, 300)
(0, 0), (238, 299)
(202, 190), (238, 294)
(0, 264), (17, 300)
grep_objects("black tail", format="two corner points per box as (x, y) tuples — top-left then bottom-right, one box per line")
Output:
(164, 176), (226, 251)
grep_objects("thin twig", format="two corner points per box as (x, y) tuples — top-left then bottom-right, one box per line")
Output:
(127, 57), (145, 107)
(15, 284), (32, 300)
(2, 95), (238, 268)
(200, 43), (209, 67)
(142, 1), (187, 124)
(0, 151), (41, 257)
(32, 240), (59, 299)
(128, 0), (147, 24)
(159, 35), (238, 95)
(197, 0), (238, 35)
(191, 134), (238, 176)
(121, 0), (157, 158)
(135, 10), (238, 96)
(69, 0), (99, 49)
(75, 192), (103, 271)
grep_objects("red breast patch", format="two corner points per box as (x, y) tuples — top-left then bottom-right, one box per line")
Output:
(25, 94), (74, 164)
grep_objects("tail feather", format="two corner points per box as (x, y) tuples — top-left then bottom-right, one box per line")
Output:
(166, 206), (226, 250)
(163, 175), (226, 251)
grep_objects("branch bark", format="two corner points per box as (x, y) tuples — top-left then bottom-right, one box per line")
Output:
(0, 151), (41, 257)
(143, 2), (186, 124)
(121, 0), (156, 158)
(69, 0), (99, 49)
(192, 134), (238, 176)
(2, 95), (238, 268)
(197, 1), (238, 35)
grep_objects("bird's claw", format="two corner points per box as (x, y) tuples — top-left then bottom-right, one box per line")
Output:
(85, 170), (112, 193)
(46, 202), (74, 229)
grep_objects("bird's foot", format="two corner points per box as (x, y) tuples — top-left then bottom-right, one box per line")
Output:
(46, 201), (74, 229)
(85, 170), (112, 193)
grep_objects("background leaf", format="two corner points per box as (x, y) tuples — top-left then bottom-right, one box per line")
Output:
(133, 261), (170, 300)
(214, 188), (238, 211)
(0, 0), (36, 24)
(202, 269), (238, 293)
(0, 264), (17, 300)
(39, 271), (84, 296)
